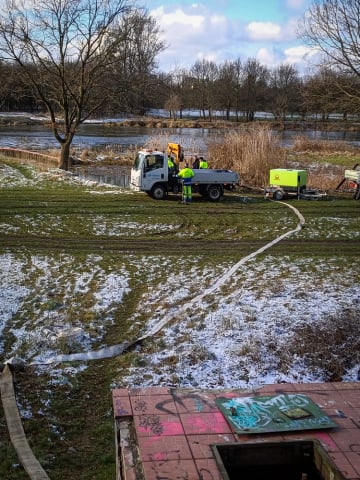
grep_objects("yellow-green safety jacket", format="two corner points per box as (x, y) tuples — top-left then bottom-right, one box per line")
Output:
(178, 167), (194, 185)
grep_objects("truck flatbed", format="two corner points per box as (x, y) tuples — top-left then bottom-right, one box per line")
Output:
(192, 169), (238, 184)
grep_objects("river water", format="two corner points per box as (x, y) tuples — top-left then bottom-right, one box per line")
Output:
(0, 123), (217, 152)
(1, 122), (360, 153)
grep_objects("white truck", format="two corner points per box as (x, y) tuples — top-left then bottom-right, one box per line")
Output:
(130, 145), (239, 201)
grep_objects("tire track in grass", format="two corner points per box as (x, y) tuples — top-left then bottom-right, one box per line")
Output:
(28, 200), (304, 365)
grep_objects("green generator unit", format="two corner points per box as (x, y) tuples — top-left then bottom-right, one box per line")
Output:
(268, 168), (307, 200)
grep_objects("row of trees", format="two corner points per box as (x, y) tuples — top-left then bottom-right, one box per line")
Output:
(0, 0), (359, 169)
(0, 52), (355, 125)
(160, 60), (358, 123)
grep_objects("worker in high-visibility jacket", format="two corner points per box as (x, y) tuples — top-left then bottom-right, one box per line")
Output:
(199, 157), (208, 168)
(177, 164), (194, 203)
(168, 154), (177, 188)
(167, 155), (176, 172)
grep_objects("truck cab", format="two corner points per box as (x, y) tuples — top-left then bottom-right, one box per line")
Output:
(130, 149), (175, 199)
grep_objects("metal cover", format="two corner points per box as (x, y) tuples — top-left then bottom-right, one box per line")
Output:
(215, 393), (337, 434)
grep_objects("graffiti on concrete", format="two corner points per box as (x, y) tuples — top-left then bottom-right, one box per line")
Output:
(215, 393), (337, 434)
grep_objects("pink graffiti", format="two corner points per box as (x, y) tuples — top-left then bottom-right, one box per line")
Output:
(315, 432), (338, 451)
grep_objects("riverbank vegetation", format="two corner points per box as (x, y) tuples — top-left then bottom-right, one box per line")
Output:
(205, 125), (360, 189)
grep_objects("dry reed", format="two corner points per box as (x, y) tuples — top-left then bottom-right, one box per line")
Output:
(208, 124), (287, 187)
(300, 163), (344, 191)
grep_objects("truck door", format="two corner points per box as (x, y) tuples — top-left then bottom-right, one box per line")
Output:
(142, 154), (167, 190)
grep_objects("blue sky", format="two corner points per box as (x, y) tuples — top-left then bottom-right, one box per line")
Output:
(145, 0), (318, 74)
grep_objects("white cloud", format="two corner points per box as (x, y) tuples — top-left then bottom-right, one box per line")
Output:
(255, 44), (320, 72)
(152, 6), (205, 29)
(149, 2), (314, 73)
(284, 44), (319, 65)
(210, 14), (226, 26)
(151, 5), (232, 69)
(256, 48), (278, 67)
(246, 21), (281, 41)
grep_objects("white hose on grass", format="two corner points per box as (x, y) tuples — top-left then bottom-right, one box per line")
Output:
(27, 200), (304, 365)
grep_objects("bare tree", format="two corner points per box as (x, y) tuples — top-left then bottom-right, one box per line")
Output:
(230, 59), (244, 121)
(299, 0), (360, 112)
(110, 9), (165, 115)
(268, 64), (301, 121)
(302, 67), (337, 119)
(164, 68), (189, 119)
(0, 0), (152, 170)
(164, 93), (180, 119)
(190, 59), (219, 120)
(240, 59), (269, 121)
(217, 60), (239, 121)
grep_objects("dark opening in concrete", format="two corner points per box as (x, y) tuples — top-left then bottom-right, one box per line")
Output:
(212, 440), (345, 480)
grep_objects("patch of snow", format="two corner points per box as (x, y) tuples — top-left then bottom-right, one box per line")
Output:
(0, 163), (359, 391)
(122, 255), (360, 389)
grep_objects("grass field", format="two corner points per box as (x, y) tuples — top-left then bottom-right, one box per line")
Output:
(0, 160), (359, 479)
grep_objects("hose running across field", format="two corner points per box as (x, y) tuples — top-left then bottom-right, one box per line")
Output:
(30, 200), (305, 364)
(0, 200), (304, 480)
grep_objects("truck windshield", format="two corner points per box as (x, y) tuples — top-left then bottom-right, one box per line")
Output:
(133, 153), (145, 171)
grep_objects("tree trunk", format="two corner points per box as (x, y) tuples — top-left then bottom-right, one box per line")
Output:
(59, 141), (71, 171)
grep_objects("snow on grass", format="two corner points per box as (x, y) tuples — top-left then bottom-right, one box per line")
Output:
(0, 163), (36, 186)
(92, 215), (180, 236)
(0, 252), (130, 370)
(120, 255), (360, 388)
(307, 216), (360, 239)
(0, 213), (178, 237)
(0, 253), (29, 350)
(0, 162), (359, 390)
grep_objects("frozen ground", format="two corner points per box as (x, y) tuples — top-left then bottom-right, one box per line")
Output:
(0, 165), (359, 390)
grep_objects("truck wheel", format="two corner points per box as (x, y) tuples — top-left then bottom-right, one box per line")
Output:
(207, 185), (223, 201)
(151, 184), (166, 200)
(273, 190), (284, 201)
